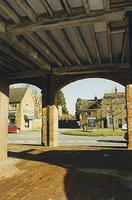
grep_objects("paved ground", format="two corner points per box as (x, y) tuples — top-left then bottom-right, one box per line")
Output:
(8, 129), (127, 148)
(0, 144), (132, 200)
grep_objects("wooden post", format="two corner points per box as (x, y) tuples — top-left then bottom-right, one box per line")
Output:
(41, 75), (58, 146)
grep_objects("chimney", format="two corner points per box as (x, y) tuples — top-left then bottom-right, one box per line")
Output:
(95, 96), (97, 100)
(115, 87), (117, 97)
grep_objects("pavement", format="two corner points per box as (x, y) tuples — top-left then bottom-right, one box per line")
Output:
(0, 144), (132, 200)
(8, 129), (127, 148)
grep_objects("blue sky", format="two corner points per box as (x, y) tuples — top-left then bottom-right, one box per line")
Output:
(14, 78), (125, 115)
(62, 78), (125, 115)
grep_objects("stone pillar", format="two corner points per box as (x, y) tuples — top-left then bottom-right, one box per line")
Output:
(126, 84), (132, 148)
(41, 78), (48, 146)
(0, 79), (9, 161)
(41, 75), (58, 146)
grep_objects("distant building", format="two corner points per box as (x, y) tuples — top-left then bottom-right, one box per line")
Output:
(101, 88), (126, 129)
(8, 86), (35, 130)
(78, 88), (126, 130)
(79, 97), (102, 130)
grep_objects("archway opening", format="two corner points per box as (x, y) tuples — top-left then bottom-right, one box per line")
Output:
(8, 83), (42, 146)
(58, 78), (127, 147)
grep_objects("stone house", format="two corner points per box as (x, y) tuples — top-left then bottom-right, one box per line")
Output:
(8, 86), (35, 130)
(78, 88), (126, 130)
(101, 88), (126, 129)
(79, 97), (102, 130)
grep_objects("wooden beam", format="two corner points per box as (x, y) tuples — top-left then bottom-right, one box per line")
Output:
(110, 20), (127, 33)
(0, 41), (34, 69)
(38, 31), (71, 65)
(0, 59), (18, 72)
(56, 29), (81, 65)
(0, 20), (6, 32)
(5, 63), (129, 79)
(7, 9), (126, 36)
(53, 63), (129, 75)
(72, 27), (92, 64)
(121, 32), (128, 63)
(82, 0), (90, 14)
(0, 34), (51, 71)
(15, 0), (37, 23)
(111, 1), (132, 8)
(0, 64), (9, 72)
(103, 0), (111, 11)
(60, 0), (72, 15)
(0, 0), (21, 24)
(0, 53), (26, 71)
(40, 0), (54, 18)
(6, 70), (42, 79)
(24, 33), (62, 67)
(107, 24), (113, 63)
(89, 24), (101, 64)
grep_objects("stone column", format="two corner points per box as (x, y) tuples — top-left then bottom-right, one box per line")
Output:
(41, 77), (48, 146)
(0, 79), (9, 161)
(41, 75), (58, 146)
(126, 84), (132, 148)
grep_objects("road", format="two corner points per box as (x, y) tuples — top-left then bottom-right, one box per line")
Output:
(8, 129), (127, 147)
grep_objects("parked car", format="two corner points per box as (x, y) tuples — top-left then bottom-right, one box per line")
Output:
(122, 124), (127, 131)
(8, 123), (20, 134)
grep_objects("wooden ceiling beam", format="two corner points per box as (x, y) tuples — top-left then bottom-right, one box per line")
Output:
(0, 41), (34, 69)
(56, 29), (81, 65)
(6, 70), (42, 79)
(0, 59), (17, 72)
(89, 24), (101, 64)
(0, 19), (6, 32)
(0, 0), (21, 24)
(1, 34), (51, 71)
(0, 53), (26, 71)
(121, 31), (128, 63)
(53, 63), (129, 75)
(38, 31), (71, 65)
(72, 27), (92, 64)
(60, 0), (72, 15)
(15, 0), (37, 23)
(40, 0), (54, 18)
(103, 0), (111, 11)
(24, 33), (62, 67)
(111, 1), (132, 8)
(82, 0), (90, 14)
(7, 9), (126, 36)
(107, 24), (113, 63)
(5, 63), (129, 79)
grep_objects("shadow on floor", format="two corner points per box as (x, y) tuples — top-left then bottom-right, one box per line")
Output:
(8, 147), (132, 200)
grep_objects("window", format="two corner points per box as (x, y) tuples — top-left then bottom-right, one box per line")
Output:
(124, 106), (126, 114)
(124, 118), (127, 124)
(88, 119), (95, 127)
(87, 112), (91, 116)
(9, 104), (17, 111)
(109, 118), (113, 125)
(118, 119), (122, 128)
(26, 104), (30, 109)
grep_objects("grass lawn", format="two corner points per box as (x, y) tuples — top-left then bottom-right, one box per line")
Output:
(62, 130), (126, 137)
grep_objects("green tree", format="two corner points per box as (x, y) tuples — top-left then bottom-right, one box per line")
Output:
(75, 98), (83, 120)
(57, 90), (69, 114)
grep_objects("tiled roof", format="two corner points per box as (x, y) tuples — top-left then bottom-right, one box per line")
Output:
(79, 99), (102, 111)
(9, 87), (28, 103)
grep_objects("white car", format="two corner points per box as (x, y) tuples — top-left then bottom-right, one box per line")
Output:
(122, 124), (127, 131)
